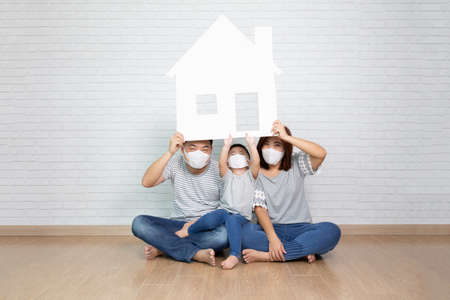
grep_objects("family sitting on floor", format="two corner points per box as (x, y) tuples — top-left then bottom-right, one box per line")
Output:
(132, 120), (341, 269)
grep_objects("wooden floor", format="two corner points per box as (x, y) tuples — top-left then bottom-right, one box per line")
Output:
(0, 235), (449, 300)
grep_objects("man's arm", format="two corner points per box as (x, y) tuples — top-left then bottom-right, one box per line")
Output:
(141, 132), (184, 188)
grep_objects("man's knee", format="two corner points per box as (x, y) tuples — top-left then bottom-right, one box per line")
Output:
(131, 214), (148, 238)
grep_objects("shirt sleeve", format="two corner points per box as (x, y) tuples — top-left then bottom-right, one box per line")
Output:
(293, 150), (323, 176)
(252, 183), (268, 210)
(162, 153), (178, 181)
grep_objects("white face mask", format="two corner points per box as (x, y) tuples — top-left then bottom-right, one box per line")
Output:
(184, 149), (210, 169)
(228, 154), (249, 169)
(262, 148), (285, 165)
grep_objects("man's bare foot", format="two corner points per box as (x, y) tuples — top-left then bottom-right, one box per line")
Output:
(175, 220), (194, 238)
(306, 254), (316, 263)
(144, 245), (163, 260)
(193, 249), (216, 266)
(221, 255), (240, 270)
(242, 249), (272, 264)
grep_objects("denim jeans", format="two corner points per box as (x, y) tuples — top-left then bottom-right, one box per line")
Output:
(131, 214), (228, 262)
(188, 209), (249, 258)
(241, 221), (341, 261)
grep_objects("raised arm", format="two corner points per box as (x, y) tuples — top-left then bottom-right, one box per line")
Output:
(245, 133), (260, 179)
(141, 132), (184, 188)
(219, 134), (233, 178)
(272, 120), (327, 171)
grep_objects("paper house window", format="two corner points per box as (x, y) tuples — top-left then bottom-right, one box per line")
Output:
(235, 92), (259, 131)
(167, 15), (281, 141)
(196, 94), (218, 115)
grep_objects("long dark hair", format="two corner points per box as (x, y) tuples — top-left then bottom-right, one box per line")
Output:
(257, 126), (293, 171)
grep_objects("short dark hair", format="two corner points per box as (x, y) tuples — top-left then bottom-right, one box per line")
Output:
(229, 143), (250, 158)
(257, 125), (293, 171)
(184, 140), (213, 146)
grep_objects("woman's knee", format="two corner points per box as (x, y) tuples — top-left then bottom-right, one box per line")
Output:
(319, 221), (342, 246)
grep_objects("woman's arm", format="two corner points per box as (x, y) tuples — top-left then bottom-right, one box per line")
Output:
(272, 120), (327, 171)
(142, 132), (184, 187)
(254, 206), (286, 261)
(246, 133), (260, 179)
(219, 134), (233, 178)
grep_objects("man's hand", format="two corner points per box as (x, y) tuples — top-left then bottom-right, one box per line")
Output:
(268, 235), (286, 262)
(271, 120), (288, 140)
(169, 132), (184, 155)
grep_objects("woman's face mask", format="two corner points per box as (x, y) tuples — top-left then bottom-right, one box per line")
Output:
(262, 148), (285, 165)
(183, 149), (210, 169)
(228, 154), (249, 169)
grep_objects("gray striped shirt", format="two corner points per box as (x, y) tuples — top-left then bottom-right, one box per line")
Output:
(163, 152), (223, 221)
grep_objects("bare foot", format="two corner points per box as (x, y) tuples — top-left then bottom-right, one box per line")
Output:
(242, 249), (272, 264)
(306, 254), (316, 263)
(193, 249), (216, 266)
(175, 220), (195, 238)
(144, 245), (163, 260)
(221, 255), (240, 270)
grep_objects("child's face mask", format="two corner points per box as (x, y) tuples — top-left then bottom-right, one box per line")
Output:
(228, 154), (249, 169)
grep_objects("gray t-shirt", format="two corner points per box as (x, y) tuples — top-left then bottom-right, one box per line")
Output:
(253, 150), (319, 224)
(163, 152), (223, 221)
(220, 169), (256, 221)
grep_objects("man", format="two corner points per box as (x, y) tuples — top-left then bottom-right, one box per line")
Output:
(131, 132), (227, 266)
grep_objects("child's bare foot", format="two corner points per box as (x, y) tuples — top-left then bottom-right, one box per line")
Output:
(175, 220), (194, 238)
(242, 249), (272, 264)
(144, 245), (163, 260)
(193, 249), (215, 266)
(221, 255), (240, 270)
(306, 254), (316, 263)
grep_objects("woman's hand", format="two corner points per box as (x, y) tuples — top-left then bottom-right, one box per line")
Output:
(268, 236), (287, 262)
(169, 132), (184, 155)
(271, 120), (288, 139)
(224, 134), (233, 147)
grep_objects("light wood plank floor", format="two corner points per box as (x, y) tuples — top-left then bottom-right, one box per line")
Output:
(0, 235), (449, 300)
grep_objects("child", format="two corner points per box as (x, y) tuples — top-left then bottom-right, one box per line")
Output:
(175, 133), (260, 269)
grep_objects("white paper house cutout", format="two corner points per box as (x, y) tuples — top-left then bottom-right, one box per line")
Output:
(167, 15), (281, 141)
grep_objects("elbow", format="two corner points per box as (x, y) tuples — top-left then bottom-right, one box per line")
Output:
(141, 180), (153, 188)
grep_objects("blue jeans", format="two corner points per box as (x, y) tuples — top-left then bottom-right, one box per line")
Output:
(188, 209), (249, 258)
(131, 214), (228, 263)
(242, 221), (341, 261)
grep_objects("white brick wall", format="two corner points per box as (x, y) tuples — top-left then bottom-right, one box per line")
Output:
(1, 1), (449, 225)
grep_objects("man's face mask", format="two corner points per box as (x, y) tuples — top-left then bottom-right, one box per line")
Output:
(183, 149), (210, 169)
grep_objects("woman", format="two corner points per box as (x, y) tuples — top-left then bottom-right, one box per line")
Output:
(241, 120), (341, 263)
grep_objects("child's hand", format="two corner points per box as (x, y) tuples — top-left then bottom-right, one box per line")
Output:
(245, 133), (255, 147)
(224, 134), (233, 147)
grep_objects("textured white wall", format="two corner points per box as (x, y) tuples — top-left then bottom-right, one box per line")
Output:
(1, 1), (449, 225)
